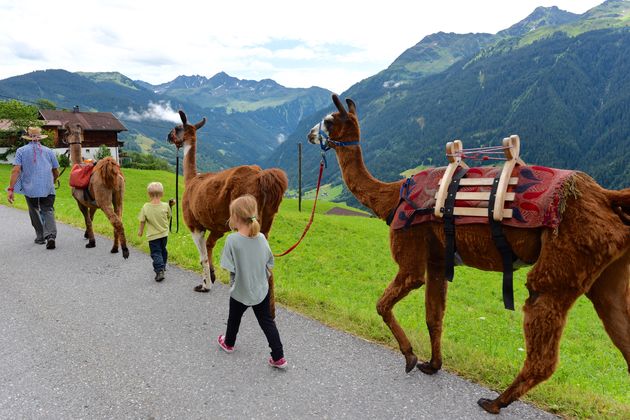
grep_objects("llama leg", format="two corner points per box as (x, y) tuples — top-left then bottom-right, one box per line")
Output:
(478, 289), (580, 414)
(586, 253), (630, 370)
(376, 271), (424, 373)
(78, 203), (96, 248)
(268, 270), (276, 320)
(190, 230), (210, 292)
(204, 231), (222, 284)
(113, 191), (129, 259)
(86, 207), (97, 244)
(261, 223), (277, 319)
(418, 259), (448, 374)
(98, 205), (127, 259)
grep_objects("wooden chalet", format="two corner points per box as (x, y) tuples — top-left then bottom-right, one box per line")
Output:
(39, 106), (127, 162)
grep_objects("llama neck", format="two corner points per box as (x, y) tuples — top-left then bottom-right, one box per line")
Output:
(70, 142), (82, 166)
(334, 145), (402, 220)
(182, 140), (197, 183)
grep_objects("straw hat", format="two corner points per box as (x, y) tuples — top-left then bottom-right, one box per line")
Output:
(22, 127), (48, 141)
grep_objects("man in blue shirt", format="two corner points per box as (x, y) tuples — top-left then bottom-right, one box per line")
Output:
(7, 127), (60, 249)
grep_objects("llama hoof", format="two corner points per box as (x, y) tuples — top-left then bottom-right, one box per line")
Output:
(417, 361), (439, 375)
(83, 232), (89, 239)
(110, 247), (119, 254)
(404, 354), (418, 373)
(86, 241), (96, 248)
(194, 284), (210, 293)
(477, 398), (501, 414)
(122, 247), (129, 259)
(210, 271), (216, 283)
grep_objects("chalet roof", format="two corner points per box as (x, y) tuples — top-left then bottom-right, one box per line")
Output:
(39, 109), (127, 132)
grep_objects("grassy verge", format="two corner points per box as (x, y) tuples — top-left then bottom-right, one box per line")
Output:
(1, 164), (628, 418)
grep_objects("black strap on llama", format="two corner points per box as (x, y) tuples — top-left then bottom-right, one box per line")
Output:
(488, 173), (516, 311)
(443, 167), (468, 281)
(386, 177), (434, 228)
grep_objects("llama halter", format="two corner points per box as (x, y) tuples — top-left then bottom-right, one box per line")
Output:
(317, 119), (360, 167)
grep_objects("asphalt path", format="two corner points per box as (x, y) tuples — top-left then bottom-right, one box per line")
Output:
(0, 205), (557, 419)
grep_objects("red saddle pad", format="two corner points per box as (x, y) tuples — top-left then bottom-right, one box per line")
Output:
(69, 164), (94, 189)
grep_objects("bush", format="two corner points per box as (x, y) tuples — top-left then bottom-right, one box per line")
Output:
(121, 151), (171, 171)
(57, 152), (70, 167)
(95, 144), (112, 160)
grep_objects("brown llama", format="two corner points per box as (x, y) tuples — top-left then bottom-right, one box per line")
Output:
(307, 94), (630, 414)
(166, 110), (288, 311)
(63, 122), (129, 259)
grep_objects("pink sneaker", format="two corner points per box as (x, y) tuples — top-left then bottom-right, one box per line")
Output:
(217, 335), (234, 353)
(268, 357), (287, 369)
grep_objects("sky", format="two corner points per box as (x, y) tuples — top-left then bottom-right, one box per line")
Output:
(0, 0), (606, 94)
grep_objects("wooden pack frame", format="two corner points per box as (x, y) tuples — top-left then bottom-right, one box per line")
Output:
(434, 135), (525, 221)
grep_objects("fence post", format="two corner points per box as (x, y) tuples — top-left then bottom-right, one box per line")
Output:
(298, 142), (302, 212)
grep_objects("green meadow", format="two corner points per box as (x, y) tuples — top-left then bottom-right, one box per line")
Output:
(1, 164), (628, 418)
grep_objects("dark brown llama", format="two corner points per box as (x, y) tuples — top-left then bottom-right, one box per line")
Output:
(167, 111), (287, 314)
(307, 94), (630, 414)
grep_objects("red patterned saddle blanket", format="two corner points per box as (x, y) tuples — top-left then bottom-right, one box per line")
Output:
(390, 165), (578, 230)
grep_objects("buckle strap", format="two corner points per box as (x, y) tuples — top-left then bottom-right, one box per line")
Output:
(444, 168), (468, 281)
(488, 174), (516, 311)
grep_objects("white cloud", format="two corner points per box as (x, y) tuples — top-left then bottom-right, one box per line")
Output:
(0, 0), (607, 93)
(118, 101), (181, 123)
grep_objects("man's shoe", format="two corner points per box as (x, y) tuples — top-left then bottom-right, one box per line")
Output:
(268, 357), (287, 369)
(46, 238), (55, 249)
(34, 238), (45, 245)
(217, 335), (234, 353)
(155, 270), (165, 282)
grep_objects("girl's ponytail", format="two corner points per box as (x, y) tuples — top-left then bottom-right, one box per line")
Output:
(249, 216), (261, 237)
(229, 194), (261, 237)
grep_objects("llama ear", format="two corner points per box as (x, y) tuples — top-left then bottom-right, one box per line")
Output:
(332, 94), (348, 118)
(194, 118), (206, 130)
(346, 99), (357, 115)
(178, 110), (188, 125)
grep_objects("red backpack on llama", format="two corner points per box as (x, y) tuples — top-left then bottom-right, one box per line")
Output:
(69, 163), (94, 189)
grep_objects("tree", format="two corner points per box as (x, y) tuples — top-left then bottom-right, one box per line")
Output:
(95, 144), (112, 160)
(121, 151), (172, 171)
(36, 99), (57, 110)
(0, 99), (40, 134)
(0, 99), (52, 160)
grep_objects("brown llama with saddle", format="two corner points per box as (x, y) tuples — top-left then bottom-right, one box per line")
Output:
(63, 122), (128, 259)
(167, 110), (287, 316)
(307, 94), (630, 414)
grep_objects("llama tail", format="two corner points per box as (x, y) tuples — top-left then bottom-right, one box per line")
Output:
(258, 168), (288, 212)
(607, 188), (630, 225)
(96, 157), (123, 190)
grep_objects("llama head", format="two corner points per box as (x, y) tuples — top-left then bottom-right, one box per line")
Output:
(61, 121), (83, 145)
(167, 110), (207, 148)
(307, 94), (360, 148)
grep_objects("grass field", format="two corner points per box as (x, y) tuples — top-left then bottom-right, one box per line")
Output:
(1, 164), (628, 418)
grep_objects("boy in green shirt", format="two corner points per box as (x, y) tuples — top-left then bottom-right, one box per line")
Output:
(138, 182), (174, 282)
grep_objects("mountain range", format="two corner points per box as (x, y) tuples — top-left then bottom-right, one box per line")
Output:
(0, 69), (331, 171)
(1, 0), (629, 203)
(266, 0), (630, 207)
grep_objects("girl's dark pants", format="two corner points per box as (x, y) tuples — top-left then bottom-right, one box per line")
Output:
(148, 236), (168, 273)
(225, 292), (284, 361)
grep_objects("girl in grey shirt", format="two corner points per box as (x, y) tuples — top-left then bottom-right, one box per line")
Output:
(217, 195), (286, 368)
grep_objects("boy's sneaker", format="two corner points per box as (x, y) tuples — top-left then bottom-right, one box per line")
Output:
(155, 270), (165, 282)
(217, 335), (234, 353)
(268, 357), (287, 369)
